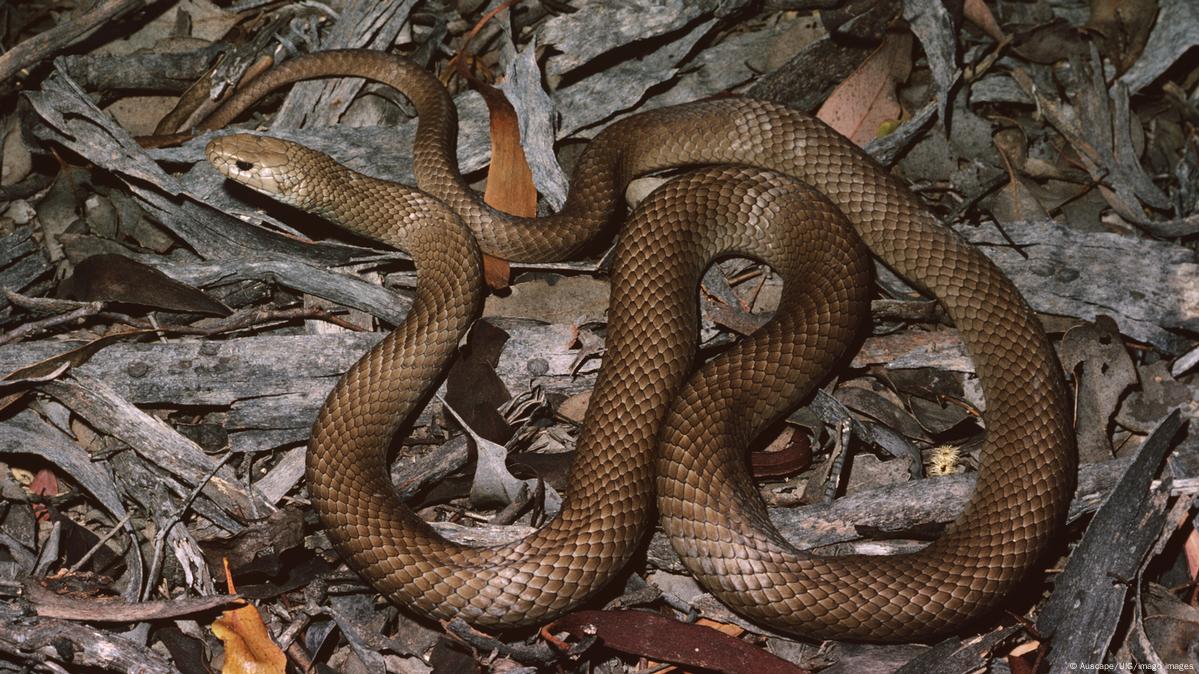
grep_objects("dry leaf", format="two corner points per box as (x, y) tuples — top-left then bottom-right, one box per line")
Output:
(476, 83), (534, 288)
(482, 253), (514, 290)
(651, 618), (747, 673)
(964, 0), (1007, 42)
(210, 560), (285, 674)
(749, 428), (813, 478)
(1007, 639), (1043, 674)
(1185, 529), (1199, 581)
(454, 0), (538, 290)
(29, 468), (59, 523)
(552, 610), (806, 674)
(1086, 0), (1159, 73)
(58, 254), (231, 316)
(816, 31), (913, 147)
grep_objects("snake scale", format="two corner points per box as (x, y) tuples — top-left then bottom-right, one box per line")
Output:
(203, 49), (1075, 640)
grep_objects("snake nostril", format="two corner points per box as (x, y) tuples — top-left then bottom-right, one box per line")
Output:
(235, 160), (254, 171)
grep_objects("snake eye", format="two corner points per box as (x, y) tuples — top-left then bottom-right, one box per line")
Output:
(235, 160), (254, 171)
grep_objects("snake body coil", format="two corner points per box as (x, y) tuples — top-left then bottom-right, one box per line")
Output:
(204, 50), (1075, 640)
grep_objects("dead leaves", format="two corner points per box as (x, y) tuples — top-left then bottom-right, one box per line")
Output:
(452, 0), (538, 290)
(1086, 0), (1159, 74)
(816, 32), (913, 147)
(211, 561), (286, 674)
(58, 254), (232, 316)
(1060, 316), (1138, 463)
(551, 611), (808, 674)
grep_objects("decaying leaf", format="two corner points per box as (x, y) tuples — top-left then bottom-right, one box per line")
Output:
(1059, 317), (1137, 463)
(1086, 0), (1159, 74)
(816, 31), (914, 147)
(58, 254), (231, 316)
(963, 0), (1006, 42)
(454, 0), (538, 290)
(551, 610), (807, 674)
(210, 561), (286, 674)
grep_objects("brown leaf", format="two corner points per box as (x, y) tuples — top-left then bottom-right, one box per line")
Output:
(551, 610), (809, 674)
(1012, 19), (1088, 64)
(816, 31), (913, 147)
(963, 0), (1007, 42)
(477, 85), (537, 221)
(749, 428), (812, 478)
(211, 560), (286, 674)
(991, 127), (1053, 223)
(650, 618), (746, 673)
(1086, 0), (1159, 74)
(58, 254), (231, 316)
(557, 390), (591, 424)
(482, 253), (513, 290)
(453, 0), (537, 291)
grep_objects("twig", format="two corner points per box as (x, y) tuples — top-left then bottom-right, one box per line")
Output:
(2, 289), (362, 346)
(24, 578), (241, 621)
(444, 617), (559, 666)
(141, 452), (233, 601)
(68, 512), (133, 573)
(0, 299), (104, 346)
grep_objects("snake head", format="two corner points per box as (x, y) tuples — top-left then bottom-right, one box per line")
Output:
(206, 134), (345, 213)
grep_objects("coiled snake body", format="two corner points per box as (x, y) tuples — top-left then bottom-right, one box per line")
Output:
(204, 50), (1075, 640)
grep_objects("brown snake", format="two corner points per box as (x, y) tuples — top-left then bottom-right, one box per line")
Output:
(203, 50), (1075, 640)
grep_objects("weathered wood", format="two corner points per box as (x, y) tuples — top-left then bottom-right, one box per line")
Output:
(0, 321), (597, 455)
(965, 219), (1198, 351)
(0, 411), (145, 601)
(0, 228), (52, 315)
(1037, 410), (1186, 672)
(0, 616), (176, 673)
(38, 373), (265, 524)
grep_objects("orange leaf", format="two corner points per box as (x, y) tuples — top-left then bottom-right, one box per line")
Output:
(476, 84), (532, 290)
(482, 253), (513, 290)
(480, 89), (537, 219)
(211, 560), (285, 674)
(452, 0), (537, 290)
(816, 32), (913, 147)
